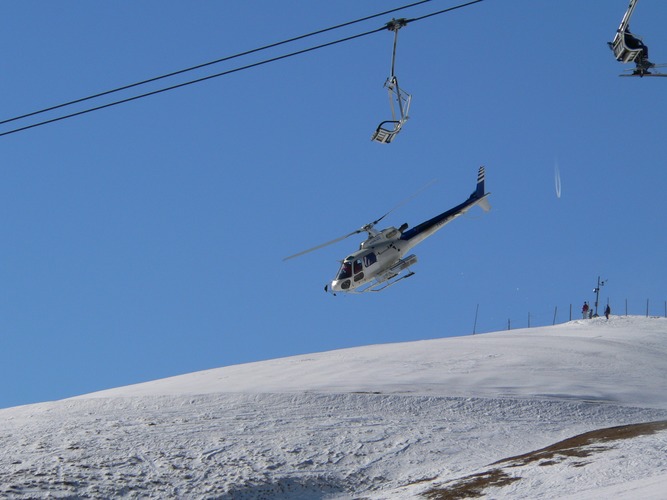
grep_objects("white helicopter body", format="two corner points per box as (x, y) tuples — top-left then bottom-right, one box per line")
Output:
(285, 166), (490, 294)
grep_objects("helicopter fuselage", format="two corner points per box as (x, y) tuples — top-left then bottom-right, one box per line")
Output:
(327, 167), (490, 293)
(328, 226), (414, 293)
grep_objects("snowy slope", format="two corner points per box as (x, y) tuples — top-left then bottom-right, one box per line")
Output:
(79, 315), (667, 408)
(1, 316), (667, 498)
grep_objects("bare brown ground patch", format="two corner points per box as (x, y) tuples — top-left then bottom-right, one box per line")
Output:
(422, 468), (519, 499)
(494, 419), (667, 467)
(421, 420), (667, 499)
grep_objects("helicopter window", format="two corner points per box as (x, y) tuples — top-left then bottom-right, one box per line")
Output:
(337, 262), (352, 280)
(363, 253), (377, 267)
(353, 259), (363, 275)
(354, 272), (364, 282)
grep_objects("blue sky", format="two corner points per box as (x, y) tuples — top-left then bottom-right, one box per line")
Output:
(1, 0), (666, 409)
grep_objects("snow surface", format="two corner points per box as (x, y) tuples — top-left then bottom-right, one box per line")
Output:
(1, 316), (667, 498)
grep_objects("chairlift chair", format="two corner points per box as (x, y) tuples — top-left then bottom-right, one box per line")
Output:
(607, 0), (667, 76)
(608, 0), (641, 63)
(609, 32), (645, 64)
(609, 7), (644, 63)
(371, 76), (412, 144)
(371, 18), (412, 144)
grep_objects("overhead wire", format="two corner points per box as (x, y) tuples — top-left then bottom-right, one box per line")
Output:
(0, 0), (484, 138)
(0, 0), (436, 128)
(0, 26), (386, 138)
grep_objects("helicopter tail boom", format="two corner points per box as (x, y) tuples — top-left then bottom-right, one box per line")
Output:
(399, 166), (490, 245)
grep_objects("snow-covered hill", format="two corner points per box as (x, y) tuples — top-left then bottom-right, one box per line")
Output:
(1, 316), (667, 498)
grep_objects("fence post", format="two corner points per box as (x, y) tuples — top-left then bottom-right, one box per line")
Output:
(569, 304), (572, 321)
(473, 304), (479, 335)
(507, 319), (511, 331)
(553, 306), (558, 325)
(625, 298), (628, 316)
(647, 299), (650, 317)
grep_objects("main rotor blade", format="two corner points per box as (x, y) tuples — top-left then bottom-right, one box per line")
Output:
(283, 179), (436, 262)
(372, 178), (437, 227)
(282, 229), (361, 261)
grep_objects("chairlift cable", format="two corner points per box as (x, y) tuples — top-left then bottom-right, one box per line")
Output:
(0, 26), (386, 138)
(0, 0), (436, 128)
(0, 0), (485, 138)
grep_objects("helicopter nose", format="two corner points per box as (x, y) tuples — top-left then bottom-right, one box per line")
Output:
(327, 279), (350, 293)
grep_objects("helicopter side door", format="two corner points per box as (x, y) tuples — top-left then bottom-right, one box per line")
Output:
(353, 251), (379, 283)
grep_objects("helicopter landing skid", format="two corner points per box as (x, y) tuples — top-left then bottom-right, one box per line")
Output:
(366, 271), (415, 292)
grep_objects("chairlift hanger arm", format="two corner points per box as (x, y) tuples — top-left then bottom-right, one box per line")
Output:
(385, 18), (409, 78)
(616, 0), (639, 35)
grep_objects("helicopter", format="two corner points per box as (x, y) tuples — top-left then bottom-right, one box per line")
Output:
(284, 166), (490, 294)
(608, 0), (667, 77)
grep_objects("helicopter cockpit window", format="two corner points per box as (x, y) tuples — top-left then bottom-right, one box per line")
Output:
(353, 259), (363, 275)
(337, 262), (352, 280)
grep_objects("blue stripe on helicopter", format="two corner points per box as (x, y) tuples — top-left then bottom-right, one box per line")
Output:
(401, 166), (486, 241)
(400, 196), (479, 241)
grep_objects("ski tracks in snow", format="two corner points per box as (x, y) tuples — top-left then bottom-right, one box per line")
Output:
(2, 393), (667, 498)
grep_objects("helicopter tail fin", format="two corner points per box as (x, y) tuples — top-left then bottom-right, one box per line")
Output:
(473, 166), (491, 212)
